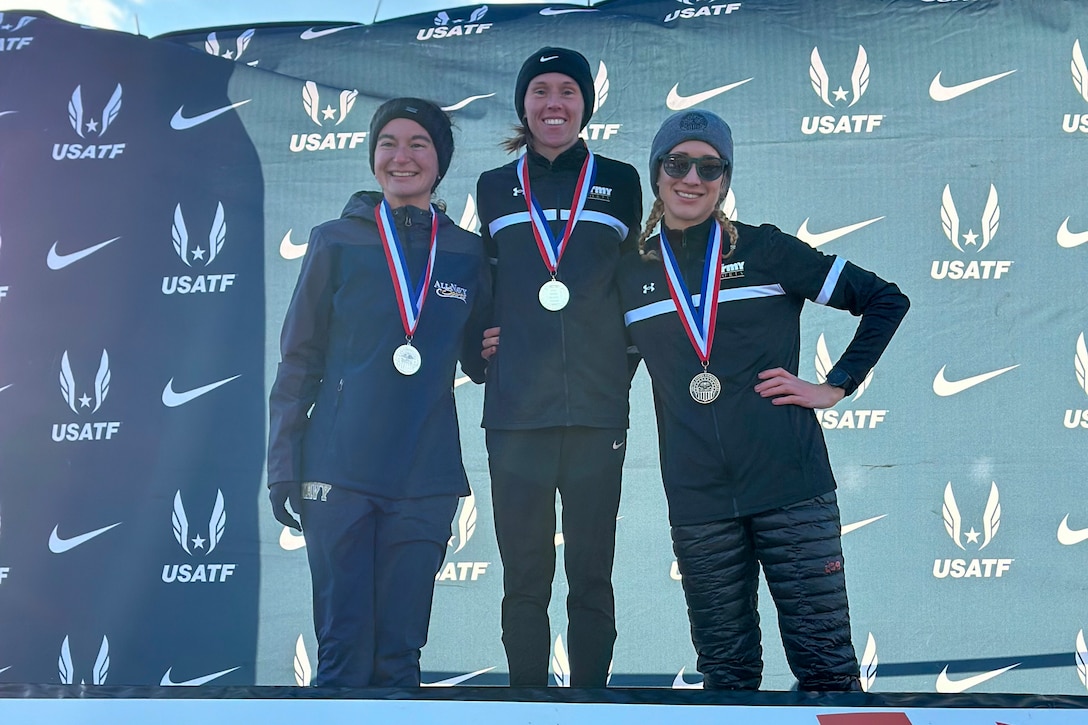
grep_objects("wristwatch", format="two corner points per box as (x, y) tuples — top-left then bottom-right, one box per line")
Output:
(825, 368), (855, 395)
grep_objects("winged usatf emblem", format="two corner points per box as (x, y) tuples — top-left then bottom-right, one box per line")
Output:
(172, 490), (227, 556)
(810, 46), (869, 108)
(205, 29), (255, 61)
(593, 61), (609, 113)
(59, 635), (109, 685)
(59, 350), (110, 414)
(172, 203), (227, 266)
(1072, 40), (1088, 103)
(942, 482), (1001, 551)
(302, 81), (358, 127)
(941, 185), (999, 253)
(68, 84), (122, 138)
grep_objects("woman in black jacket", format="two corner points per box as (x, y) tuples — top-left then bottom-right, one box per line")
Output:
(617, 110), (908, 690)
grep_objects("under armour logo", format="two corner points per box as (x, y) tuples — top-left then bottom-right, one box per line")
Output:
(512, 187), (524, 197)
(643, 283), (655, 294)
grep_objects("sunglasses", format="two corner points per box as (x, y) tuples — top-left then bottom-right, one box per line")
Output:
(660, 153), (729, 182)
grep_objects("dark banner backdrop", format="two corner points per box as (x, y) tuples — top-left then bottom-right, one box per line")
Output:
(0, 0), (1086, 695)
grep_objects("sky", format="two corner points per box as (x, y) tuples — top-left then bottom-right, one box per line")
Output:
(0, 0), (599, 37)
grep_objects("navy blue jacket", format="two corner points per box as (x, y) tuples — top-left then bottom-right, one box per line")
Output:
(267, 191), (492, 499)
(619, 219), (909, 525)
(476, 141), (642, 430)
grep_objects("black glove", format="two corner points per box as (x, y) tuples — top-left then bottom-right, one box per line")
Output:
(269, 481), (302, 531)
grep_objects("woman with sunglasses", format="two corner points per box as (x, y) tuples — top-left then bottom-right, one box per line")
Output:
(618, 110), (908, 690)
(267, 98), (491, 687)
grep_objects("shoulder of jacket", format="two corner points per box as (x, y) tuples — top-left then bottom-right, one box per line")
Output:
(437, 215), (485, 255)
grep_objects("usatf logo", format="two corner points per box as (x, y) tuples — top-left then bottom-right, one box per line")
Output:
(933, 481), (1013, 579)
(434, 279), (468, 303)
(813, 333), (886, 429)
(59, 635), (109, 685)
(53, 84), (127, 161)
(1062, 40), (1088, 133)
(664, 1), (742, 24)
(163, 490), (237, 583)
(930, 185), (1012, 280)
(205, 29), (258, 65)
(802, 46), (885, 135)
(163, 203), (237, 295)
(1064, 333), (1088, 429)
(578, 62), (622, 142)
(52, 350), (121, 442)
(417, 6), (492, 41)
(437, 492), (490, 582)
(721, 260), (744, 280)
(290, 81), (366, 153)
(0, 12), (34, 51)
(588, 185), (613, 202)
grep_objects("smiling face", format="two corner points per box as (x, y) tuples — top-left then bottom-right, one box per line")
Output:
(373, 117), (439, 209)
(523, 72), (585, 161)
(656, 140), (730, 231)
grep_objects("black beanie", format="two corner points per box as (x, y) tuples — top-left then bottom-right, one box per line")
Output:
(513, 47), (594, 129)
(368, 97), (454, 191)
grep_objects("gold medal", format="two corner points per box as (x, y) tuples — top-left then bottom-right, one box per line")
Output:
(393, 344), (422, 376)
(689, 371), (721, 404)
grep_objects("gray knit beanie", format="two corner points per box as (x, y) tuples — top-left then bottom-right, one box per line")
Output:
(648, 110), (733, 197)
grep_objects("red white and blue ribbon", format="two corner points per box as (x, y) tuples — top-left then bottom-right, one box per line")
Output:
(375, 199), (437, 339)
(659, 223), (723, 365)
(516, 150), (596, 275)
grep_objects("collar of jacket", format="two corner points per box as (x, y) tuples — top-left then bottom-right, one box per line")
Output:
(661, 216), (716, 256)
(525, 138), (589, 172)
(344, 190), (435, 229)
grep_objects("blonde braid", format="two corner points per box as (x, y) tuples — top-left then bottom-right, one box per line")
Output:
(714, 208), (739, 259)
(637, 198), (665, 260)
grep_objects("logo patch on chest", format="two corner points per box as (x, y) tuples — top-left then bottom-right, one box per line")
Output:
(721, 261), (745, 280)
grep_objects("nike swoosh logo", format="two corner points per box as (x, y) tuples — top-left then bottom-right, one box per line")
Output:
(540, 55), (559, 62)
(279, 526), (307, 551)
(929, 70), (1016, 102)
(672, 668), (703, 689)
(666, 79), (752, 110)
(0, 384), (12, 394)
(0, 666), (10, 675)
(279, 229), (308, 260)
(841, 514), (886, 535)
(170, 99), (251, 130)
(612, 440), (625, 450)
(441, 93), (495, 112)
(162, 375), (241, 407)
(539, 7), (596, 14)
(48, 522), (122, 553)
(1057, 515), (1088, 546)
(299, 25), (363, 40)
(935, 663), (1018, 693)
(932, 364), (1018, 397)
(454, 376), (472, 388)
(160, 666), (240, 686)
(421, 666), (494, 687)
(46, 237), (121, 270)
(0, 111), (16, 118)
(797, 216), (885, 247)
(1057, 218), (1088, 248)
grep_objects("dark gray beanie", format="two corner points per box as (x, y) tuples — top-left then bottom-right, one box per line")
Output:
(648, 110), (734, 197)
(368, 97), (454, 191)
(514, 47), (595, 129)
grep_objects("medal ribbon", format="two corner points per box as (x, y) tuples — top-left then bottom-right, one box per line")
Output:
(375, 200), (438, 339)
(659, 223), (723, 365)
(516, 150), (596, 275)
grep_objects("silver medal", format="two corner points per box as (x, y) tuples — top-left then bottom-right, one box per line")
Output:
(538, 279), (570, 311)
(689, 371), (721, 404)
(393, 344), (422, 376)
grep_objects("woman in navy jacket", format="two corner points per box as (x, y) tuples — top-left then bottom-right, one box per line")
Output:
(267, 98), (491, 687)
(618, 110), (908, 690)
